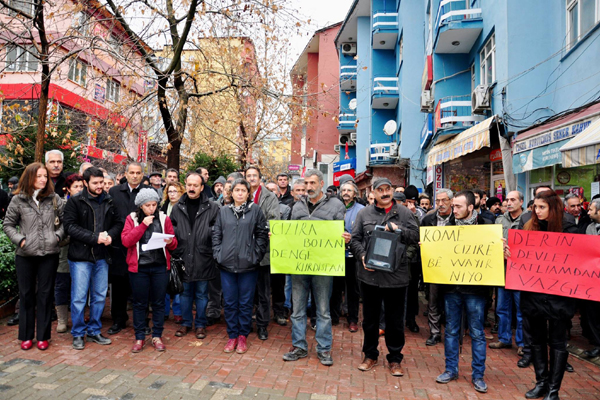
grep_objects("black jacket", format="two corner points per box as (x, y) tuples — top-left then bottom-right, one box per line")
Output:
(0, 188), (9, 219)
(443, 213), (493, 297)
(107, 182), (151, 274)
(350, 203), (419, 288)
(52, 172), (68, 198)
(279, 186), (294, 207)
(170, 193), (220, 282)
(421, 210), (456, 227)
(212, 202), (269, 273)
(63, 189), (122, 263)
(518, 210), (576, 231)
(574, 209), (592, 234)
(520, 220), (578, 321)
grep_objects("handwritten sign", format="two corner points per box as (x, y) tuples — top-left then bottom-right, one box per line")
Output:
(270, 220), (345, 276)
(506, 230), (600, 301)
(420, 225), (504, 285)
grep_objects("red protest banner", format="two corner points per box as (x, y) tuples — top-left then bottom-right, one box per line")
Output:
(506, 229), (600, 301)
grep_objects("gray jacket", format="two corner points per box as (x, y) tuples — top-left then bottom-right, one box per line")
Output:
(586, 223), (600, 236)
(291, 194), (346, 221)
(495, 210), (523, 239)
(256, 185), (280, 266)
(4, 193), (65, 257)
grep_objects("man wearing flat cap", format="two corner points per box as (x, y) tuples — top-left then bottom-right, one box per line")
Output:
(350, 178), (419, 377)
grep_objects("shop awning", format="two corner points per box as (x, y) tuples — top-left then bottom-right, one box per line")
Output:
(559, 119), (600, 168)
(427, 116), (495, 167)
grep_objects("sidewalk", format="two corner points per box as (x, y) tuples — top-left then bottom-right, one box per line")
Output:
(0, 308), (599, 399)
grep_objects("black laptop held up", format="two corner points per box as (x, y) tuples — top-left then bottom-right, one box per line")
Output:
(365, 222), (405, 273)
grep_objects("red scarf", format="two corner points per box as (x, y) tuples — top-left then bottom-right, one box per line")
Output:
(253, 185), (262, 205)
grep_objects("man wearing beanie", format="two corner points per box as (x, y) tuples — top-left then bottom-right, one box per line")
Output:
(63, 167), (122, 350)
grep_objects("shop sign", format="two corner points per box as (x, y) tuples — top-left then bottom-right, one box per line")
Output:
(514, 118), (594, 154)
(333, 158), (356, 173)
(420, 114), (433, 149)
(427, 165), (434, 185)
(288, 164), (301, 171)
(137, 131), (148, 163)
(333, 169), (355, 186)
(94, 84), (105, 103)
(512, 140), (565, 174)
(490, 149), (502, 162)
(435, 165), (443, 190)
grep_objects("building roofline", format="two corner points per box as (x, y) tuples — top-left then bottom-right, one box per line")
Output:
(334, 0), (360, 48)
(290, 22), (343, 77)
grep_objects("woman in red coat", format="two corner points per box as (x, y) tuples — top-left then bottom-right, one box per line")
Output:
(121, 188), (177, 353)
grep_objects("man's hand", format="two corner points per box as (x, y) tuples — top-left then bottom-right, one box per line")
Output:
(97, 236), (107, 245)
(502, 238), (511, 259)
(142, 216), (154, 226)
(385, 222), (399, 232)
(362, 256), (375, 272)
(342, 232), (351, 244)
(164, 238), (173, 245)
(406, 202), (416, 213)
(104, 235), (112, 246)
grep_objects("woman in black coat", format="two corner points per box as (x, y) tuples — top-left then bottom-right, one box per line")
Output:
(506, 189), (576, 400)
(212, 178), (268, 355)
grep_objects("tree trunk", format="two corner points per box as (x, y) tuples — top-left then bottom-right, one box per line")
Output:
(33, 0), (49, 163)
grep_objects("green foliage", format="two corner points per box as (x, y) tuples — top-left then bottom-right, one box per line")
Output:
(186, 152), (239, 186)
(0, 222), (17, 300)
(0, 125), (81, 183)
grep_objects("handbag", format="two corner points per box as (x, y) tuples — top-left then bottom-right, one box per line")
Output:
(167, 257), (185, 295)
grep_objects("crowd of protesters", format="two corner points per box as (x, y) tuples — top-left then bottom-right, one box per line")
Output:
(3, 150), (599, 400)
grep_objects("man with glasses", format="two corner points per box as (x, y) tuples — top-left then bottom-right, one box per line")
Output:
(420, 188), (455, 346)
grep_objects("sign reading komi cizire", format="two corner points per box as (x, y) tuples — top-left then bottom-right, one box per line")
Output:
(506, 230), (600, 301)
(420, 225), (504, 285)
(270, 220), (345, 276)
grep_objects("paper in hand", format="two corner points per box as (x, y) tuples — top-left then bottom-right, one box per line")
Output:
(141, 232), (175, 251)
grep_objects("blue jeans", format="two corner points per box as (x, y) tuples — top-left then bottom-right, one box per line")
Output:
(444, 292), (487, 379)
(165, 294), (181, 317)
(180, 281), (209, 329)
(129, 264), (169, 340)
(284, 275), (292, 309)
(69, 259), (109, 337)
(221, 270), (259, 338)
(291, 275), (333, 352)
(497, 287), (523, 347)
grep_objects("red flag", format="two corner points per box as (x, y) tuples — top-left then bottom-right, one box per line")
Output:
(345, 142), (349, 160)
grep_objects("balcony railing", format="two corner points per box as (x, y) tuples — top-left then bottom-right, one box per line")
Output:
(437, 95), (486, 131)
(372, 76), (399, 109)
(435, 0), (482, 30)
(373, 12), (398, 30)
(340, 65), (357, 91)
(369, 143), (398, 165)
(338, 113), (357, 132)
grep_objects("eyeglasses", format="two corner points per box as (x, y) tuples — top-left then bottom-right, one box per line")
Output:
(435, 198), (450, 204)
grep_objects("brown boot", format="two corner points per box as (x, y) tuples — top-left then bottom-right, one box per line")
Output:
(56, 305), (68, 333)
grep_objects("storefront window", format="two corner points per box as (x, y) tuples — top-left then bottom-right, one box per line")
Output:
(444, 150), (490, 193)
(530, 166), (553, 185)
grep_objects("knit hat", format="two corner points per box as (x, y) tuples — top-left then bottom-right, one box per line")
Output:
(338, 174), (355, 187)
(8, 176), (18, 184)
(135, 188), (161, 207)
(486, 196), (502, 209)
(214, 176), (226, 186)
(404, 185), (419, 201)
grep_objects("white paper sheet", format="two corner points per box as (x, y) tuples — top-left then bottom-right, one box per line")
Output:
(141, 232), (175, 251)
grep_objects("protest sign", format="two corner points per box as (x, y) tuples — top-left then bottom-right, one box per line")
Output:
(506, 229), (600, 301)
(270, 220), (345, 276)
(420, 225), (504, 285)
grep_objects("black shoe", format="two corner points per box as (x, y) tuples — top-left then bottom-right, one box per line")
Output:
(257, 326), (268, 340)
(6, 313), (19, 326)
(406, 321), (420, 333)
(275, 316), (287, 326)
(72, 336), (85, 350)
(491, 323), (498, 334)
(518, 354), (532, 368)
(317, 351), (333, 366)
(565, 361), (574, 373)
(283, 347), (308, 362)
(310, 320), (316, 331)
(107, 323), (125, 335)
(426, 334), (441, 346)
(86, 334), (112, 345)
(584, 347), (600, 358)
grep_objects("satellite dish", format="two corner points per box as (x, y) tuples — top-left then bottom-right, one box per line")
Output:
(348, 98), (357, 110)
(383, 120), (397, 136)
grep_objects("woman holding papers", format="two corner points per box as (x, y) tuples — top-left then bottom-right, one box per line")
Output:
(212, 178), (269, 354)
(505, 189), (576, 400)
(121, 188), (178, 353)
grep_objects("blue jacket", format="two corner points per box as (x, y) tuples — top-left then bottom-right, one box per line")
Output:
(344, 201), (364, 257)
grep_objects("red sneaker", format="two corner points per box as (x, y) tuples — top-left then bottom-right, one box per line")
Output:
(236, 336), (248, 354)
(223, 338), (238, 353)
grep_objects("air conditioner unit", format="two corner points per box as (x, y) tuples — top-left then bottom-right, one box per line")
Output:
(420, 90), (433, 112)
(472, 85), (491, 114)
(339, 133), (352, 144)
(390, 143), (399, 157)
(350, 132), (357, 142)
(341, 43), (357, 56)
(333, 144), (341, 153)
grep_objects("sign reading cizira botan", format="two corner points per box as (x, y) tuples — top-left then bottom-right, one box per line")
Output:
(420, 225), (505, 285)
(270, 220), (345, 276)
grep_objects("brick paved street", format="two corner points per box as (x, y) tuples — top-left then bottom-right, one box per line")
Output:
(0, 306), (599, 400)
